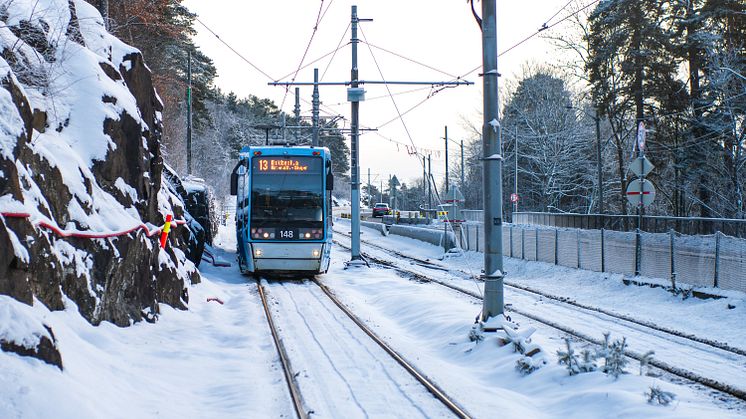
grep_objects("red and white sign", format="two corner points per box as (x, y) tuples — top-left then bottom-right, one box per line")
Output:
(510, 193), (520, 203)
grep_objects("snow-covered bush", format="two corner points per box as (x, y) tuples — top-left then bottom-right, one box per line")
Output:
(468, 324), (484, 343)
(646, 385), (676, 406)
(515, 356), (544, 376)
(557, 338), (581, 376)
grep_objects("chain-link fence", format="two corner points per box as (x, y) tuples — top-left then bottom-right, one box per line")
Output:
(456, 223), (746, 293)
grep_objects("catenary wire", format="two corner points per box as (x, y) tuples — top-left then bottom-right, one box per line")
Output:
(280, 0), (331, 110)
(194, 17), (276, 81)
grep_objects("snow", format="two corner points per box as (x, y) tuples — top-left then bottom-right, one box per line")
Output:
(2, 215), (743, 418)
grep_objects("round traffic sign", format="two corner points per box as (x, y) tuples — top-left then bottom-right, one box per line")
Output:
(510, 193), (519, 203)
(626, 179), (656, 207)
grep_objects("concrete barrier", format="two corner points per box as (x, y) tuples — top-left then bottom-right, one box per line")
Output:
(389, 224), (457, 250)
(361, 221), (388, 236)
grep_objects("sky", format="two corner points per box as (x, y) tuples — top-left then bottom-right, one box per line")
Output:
(182, 0), (586, 185)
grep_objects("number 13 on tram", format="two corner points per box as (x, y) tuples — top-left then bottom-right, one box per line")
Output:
(230, 146), (334, 275)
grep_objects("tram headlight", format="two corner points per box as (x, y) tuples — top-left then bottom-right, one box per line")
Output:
(312, 249), (321, 257)
(254, 248), (263, 257)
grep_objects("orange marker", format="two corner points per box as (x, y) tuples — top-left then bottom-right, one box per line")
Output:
(159, 214), (173, 249)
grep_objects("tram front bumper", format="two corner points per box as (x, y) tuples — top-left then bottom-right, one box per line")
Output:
(251, 243), (324, 272)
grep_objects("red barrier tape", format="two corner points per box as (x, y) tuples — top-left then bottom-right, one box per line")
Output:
(0, 212), (186, 240)
(206, 297), (224, 305)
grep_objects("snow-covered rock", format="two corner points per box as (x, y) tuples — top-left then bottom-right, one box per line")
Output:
(0, 0), (199, 359)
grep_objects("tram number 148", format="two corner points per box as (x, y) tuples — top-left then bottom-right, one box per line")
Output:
(279, 230), (295, 239)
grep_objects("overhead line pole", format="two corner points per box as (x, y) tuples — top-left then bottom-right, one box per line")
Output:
(444, 126), (449, 194)
(347, 5), (367, 266)
(481, 0), (505, 323)
(312, 68), (320, 147)
(266, 5), (473, 265)
(294, 87), (301, 143)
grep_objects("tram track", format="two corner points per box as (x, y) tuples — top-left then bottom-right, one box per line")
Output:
(256, 278), (472, 418)
(332, 231), (746, 402)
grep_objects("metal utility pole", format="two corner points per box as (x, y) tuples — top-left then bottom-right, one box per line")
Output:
(444, 126), (449, 194)
(186, 50), (193, 176)
(380, 179), (383, 203)
(428, 154), (433, 211)
(460, 139), (465, 192)
(368, 168), (371, 206)
(294, 87), (301, 143)
(312, 68), (320, 147)
(422, 156), (427, 197)
(348, 5), (366, 265)
(514, 126), (518, 214)
(265, 5), (471, 264)
(481, 0), (505, 321)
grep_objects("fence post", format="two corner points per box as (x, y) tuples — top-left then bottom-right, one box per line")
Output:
(600, 228), (605, 273)
(577, 229), (581, 269)
(521, 227), (525, 260)
(670, 229), (676, 290)
(714, 230), (721, 288)
(510, 225), (514, 258)
(535, 227), (539, 261)
(466, 224), (471, 251)
(635, 228), (641, 276)
(554, 228), (559, 265)
(476, 225), (480, 253)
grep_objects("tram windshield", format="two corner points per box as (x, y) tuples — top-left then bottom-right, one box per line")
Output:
(250, 156), (324, 227)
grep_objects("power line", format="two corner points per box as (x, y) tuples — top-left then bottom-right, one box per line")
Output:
(362, 42), (460, 79)
(360, 25), (425, 169)
(280, 0), (330, 110)
(458, 0), (602, 79)
(275, 43), (351, 82)
(321, 23), (351, 80)
(194, 17), (275, 81)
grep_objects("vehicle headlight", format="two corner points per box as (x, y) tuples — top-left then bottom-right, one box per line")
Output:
(312, 249), (320, 257)
(254, 248), (263, 257)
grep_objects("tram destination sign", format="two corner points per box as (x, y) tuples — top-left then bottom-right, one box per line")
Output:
(253, 156), (320, 174)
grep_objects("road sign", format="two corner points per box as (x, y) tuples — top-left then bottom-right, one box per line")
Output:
(626, 179), (656, 207)
(389, 175), (400, 187)
(510, 193), (519, 203)
(629, 156), (654, 177)
(637, 121), (646, 152)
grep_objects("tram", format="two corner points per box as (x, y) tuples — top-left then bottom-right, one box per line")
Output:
(230, 146), (334, 275)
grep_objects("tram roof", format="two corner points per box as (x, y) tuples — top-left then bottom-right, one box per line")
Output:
(239, 145), (330, 159)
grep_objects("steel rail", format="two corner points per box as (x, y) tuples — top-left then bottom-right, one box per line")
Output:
(335, 229), (746, 357)
(311, 278), (473, 419)
(256, 280), (309, 419)
(332, 235), (746, 402)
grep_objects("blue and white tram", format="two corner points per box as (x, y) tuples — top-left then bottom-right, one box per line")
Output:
(230, 146), (334, 275)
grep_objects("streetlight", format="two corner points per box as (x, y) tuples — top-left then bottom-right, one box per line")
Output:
(567, 105), (604, 215)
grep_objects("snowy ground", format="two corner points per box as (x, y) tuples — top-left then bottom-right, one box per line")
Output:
(2, 216), (745, 418)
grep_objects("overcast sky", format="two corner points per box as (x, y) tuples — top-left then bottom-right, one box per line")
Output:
(182, 0), (582, 185)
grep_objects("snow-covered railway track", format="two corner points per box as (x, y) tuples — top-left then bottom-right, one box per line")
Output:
(336, 230), (746, 358)
(256, 278), (471, 418)
(333, 233), (746, 402)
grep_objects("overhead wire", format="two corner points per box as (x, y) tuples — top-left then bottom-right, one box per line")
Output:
(321, 23), (351, 80)
(194, 17), (276, 81)
(280, 0), (331, 110)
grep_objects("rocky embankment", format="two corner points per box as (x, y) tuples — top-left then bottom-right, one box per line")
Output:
(0, 0), (200, 368)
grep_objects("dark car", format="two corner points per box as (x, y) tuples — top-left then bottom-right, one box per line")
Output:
(372, 203), (391, 217)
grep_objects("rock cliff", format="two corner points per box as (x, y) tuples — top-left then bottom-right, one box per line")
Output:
(0, 0), (200, 367)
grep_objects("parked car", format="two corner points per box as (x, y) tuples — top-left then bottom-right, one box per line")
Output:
(372, 203), (391, 217)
